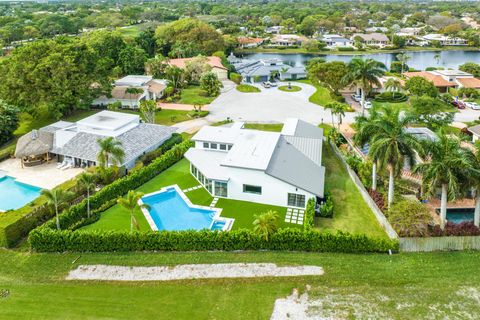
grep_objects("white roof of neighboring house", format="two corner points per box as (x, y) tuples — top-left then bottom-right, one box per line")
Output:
(115, 75), (153, 87)
(76, 111), (139, 131)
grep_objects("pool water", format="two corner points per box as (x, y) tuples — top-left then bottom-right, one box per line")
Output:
(436, 208), (474, 224)
(211, 220), (226, 230)
(0, 176), (42, 211)
(141, 187), (216, 231)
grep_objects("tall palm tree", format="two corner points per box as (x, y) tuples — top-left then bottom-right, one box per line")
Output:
(41, 188), (74, 230)
(468, 144), (480, 227)
(328, 102), (348, 128)
(395, 53), (411, 74)
(78, 173), (96, 219)
(414, 135), (475, 229)
(253, 210), (279, 241)
(342, 58), (386, 116)
(359, 108), (421, 207)
(117, 191), (150, 232)
(97, 137), (125, 168)
(384, 78), (403, 99)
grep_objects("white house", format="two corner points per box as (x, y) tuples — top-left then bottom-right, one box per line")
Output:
(92, 75), (167, 108)
(352, 33), (390, 47)
(403, 70), (480, 92)
(184, 119), (325, 209)
(269, 34), (308, 47)
(320, 34), (354, 48)
(419, 34), (468, 46)
(36, 111), (175, 169)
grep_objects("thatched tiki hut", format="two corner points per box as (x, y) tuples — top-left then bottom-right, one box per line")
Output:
(15, 130), (53, 167)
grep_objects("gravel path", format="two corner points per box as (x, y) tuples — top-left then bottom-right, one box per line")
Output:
(66, 263), (323, 281)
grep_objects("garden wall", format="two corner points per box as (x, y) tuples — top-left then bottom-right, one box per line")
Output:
(329, 141), (399, 240)
(400, 236), (480, 252)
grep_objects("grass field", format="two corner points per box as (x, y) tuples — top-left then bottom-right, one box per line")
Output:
(296, 79), (335, 106)
(176, 85), (218, 105)
(236, 84), (261, 93)
(1, 249), (480, 319)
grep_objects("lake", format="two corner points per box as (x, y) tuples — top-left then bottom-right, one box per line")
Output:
(242, 50), (480, 70)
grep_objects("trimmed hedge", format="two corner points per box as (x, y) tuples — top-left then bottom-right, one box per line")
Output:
(137, 133), (183, 165)
(303, 198), (315, 230)
(29, 228), (398, 253)
(374, 91), (408, 103)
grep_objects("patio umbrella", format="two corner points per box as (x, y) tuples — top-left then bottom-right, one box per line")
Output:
(14, 130), (53, 159)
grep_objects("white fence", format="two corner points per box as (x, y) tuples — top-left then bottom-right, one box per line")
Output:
(400, 236), (480, 252)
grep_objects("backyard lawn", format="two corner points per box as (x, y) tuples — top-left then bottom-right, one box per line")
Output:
(2, 249), (480, 319)
(319, 143), (387, 238)
(176, 85), (218, 105)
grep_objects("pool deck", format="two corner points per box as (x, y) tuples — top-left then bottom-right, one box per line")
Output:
(0, 159), (83, 190)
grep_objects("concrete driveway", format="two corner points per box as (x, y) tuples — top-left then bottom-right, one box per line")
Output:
(207, 82), (355, 125)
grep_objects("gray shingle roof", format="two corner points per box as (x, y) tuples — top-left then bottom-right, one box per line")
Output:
(52, 123), (175, 165)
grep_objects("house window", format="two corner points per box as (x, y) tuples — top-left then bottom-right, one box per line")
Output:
(214, 181), (228, 197)
(243, 184), (262, 195)
(288, 193), (306, 208)
(228, 145), (233, 150)
(205, 179), (213, 194)
(210, 143), (218, 149)
(203, 142), (209, 148)
(219, 144), (227, 151)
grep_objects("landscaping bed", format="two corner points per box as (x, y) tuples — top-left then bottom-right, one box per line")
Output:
(278, 85), (301, 92)
(236, 84), (261, 93)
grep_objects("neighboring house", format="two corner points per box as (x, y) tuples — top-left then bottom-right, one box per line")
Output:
(403, 70), (480, 92)
(269, 34), (308, 47)
(237, 37), (264, 48)
(92, 75), (167, 108)
(352, 33), (390, 47)
(16, 111), (175, 170)
(228, 54), (306, 82)
(468, 124), (480, 142)
(365, 27), (389, 33)
(265, 26), (283, 34)
(184, 119), (325, 208)
(167, 56), (228, 80)
(319, 34), (354, 48)
(397, 27), (424, 36)
(353, 76), (405, 95)
(419, 34), (468, 46)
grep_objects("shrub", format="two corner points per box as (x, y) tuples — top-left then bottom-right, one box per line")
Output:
(386, 200), (431, 237)
(429, 221), (480, 237)
(368, 189), (386, 211)
(319, 193), (333, 218)
(458, 87), (480, 99)
(137, 133), (183, 166)
(303, 198), (316, 230)
(337, 47), (355, 51)
(229, 72), (242, 84)
(374, 91), (408, 103)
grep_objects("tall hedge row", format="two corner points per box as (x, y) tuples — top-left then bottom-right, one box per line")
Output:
(303, 198), (315, 231)
(29, 227), (398, 253)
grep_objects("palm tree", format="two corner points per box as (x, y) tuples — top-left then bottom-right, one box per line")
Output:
(468, 144), (480, 227)
(358, 108), (421, 207)
(97, 137), (125, 168)
(414, 135), (475, 229)
(125, 87), (144, 108)
(434, 53), (441, 65)
(328, 102), (348, 128)
(41, 188), (74, 230)
(342, 58), (386, 116)
(384, 78), (403, 99)
(78, 173), (95, 219)
(395, 53), (410, 74)
(117, 191), (150, 232)
(253, 210), (279, 241)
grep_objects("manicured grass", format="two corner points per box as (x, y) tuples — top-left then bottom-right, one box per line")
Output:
(236, 84), (261, 93)
(82, 159), (213, 232)
(243, 123), (284, 132)
(318, 143), (387, 238)
(278, 85), (301, 92)
(296, 79), (335, 106)
(372, 100), (411, 111)
(2, 249), (480, 319)
(216, 198), (299, 230)
(176, 85), (217, 105)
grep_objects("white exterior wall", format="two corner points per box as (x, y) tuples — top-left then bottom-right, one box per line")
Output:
(213, 67), (228, 80)
(225, 166), (315, 208)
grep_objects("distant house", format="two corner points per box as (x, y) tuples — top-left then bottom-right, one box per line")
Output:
(265, 26), (283, 34)
(228, 54), (306, 83)
(365, 27), (389, 33)
(397, 27), (424, 36)
(319, 34), (354, 48)
(352, 33), (390, 47)
(270, 34), (308, 47)
(92, 75), (166, 108)
(185, 119), (325, 208)
(167, 56), (228, 80)
(403, 70), (480, 92)
(16, 111), (175, 170)
(468, 124), (480, 142)
(237, 37), (264, 49)
(419, 34), (468, 46)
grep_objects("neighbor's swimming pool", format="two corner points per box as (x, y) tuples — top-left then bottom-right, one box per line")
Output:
(140, 186), (232, 231)
(436, 208), (474, 224)
(0, 175), (41, 211)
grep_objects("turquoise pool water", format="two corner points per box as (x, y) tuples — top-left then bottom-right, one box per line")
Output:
(0, 176), (41, 211)
(436, 208), (474, 224)
(142, 187), (216, 231)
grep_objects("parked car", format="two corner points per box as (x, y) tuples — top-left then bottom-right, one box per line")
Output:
(361, 100), (372, 109)
(465, 101), (480, 110)
(452, 100), (466, 109)
(262, 82), (271, 88)
(351, 94), (362, 102)
(267, 81), (278, 87)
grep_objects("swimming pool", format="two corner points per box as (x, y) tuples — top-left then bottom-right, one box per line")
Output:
(0, 175), (42, 211)
(435, 208), (474, 224)
(140, 185), (233, 231)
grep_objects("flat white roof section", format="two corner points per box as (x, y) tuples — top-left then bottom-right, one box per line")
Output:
(184, 148), (230, 181)
(192, 126), (241, 144)
(76, 111), (139, 131)
(221, 130), (280, 170)
(114, 75), (153, 87)
(281, 118), (299, 136)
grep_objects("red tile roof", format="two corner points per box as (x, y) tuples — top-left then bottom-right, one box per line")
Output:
(237, 37), (264, 44)
(403, 71), (456, 87)
(168, 56), (227, 70)
(457, 77), (480, 89)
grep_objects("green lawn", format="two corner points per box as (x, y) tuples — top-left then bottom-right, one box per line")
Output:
(319, 143), (387, 238)
(1, 249), (480, 319)
(296, 79), (335, 106)
(176, 85), (218, 105)
(278, 85), (301, 92)
(236, 84), (261, 93)
(243, 123), (284, 132)
(372, 100), (411, 111)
